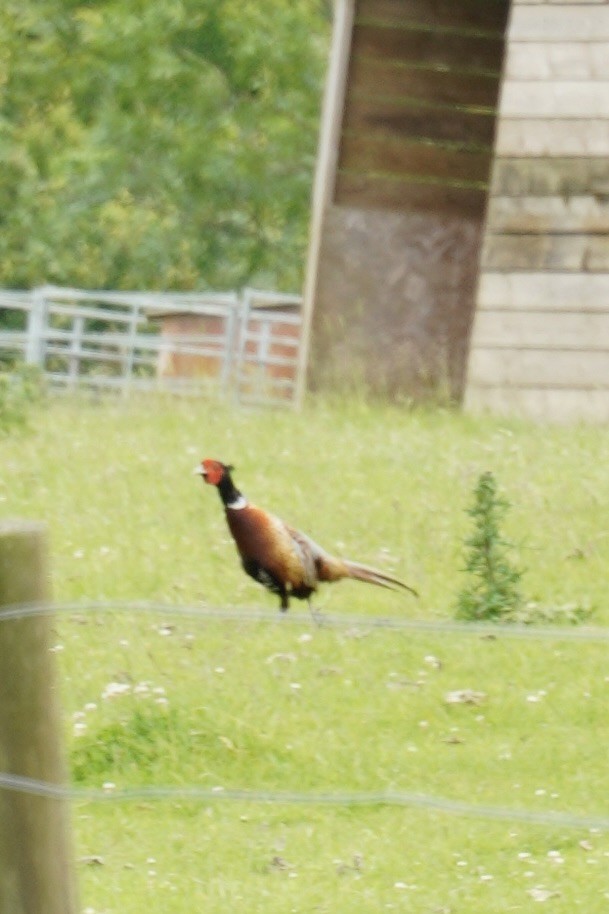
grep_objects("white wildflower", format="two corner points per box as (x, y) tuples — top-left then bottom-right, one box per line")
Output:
(102, 682), (131, 700)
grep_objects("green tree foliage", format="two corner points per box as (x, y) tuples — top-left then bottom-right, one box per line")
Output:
(0, 1), (329, 291)
(456, 471), (524, 623)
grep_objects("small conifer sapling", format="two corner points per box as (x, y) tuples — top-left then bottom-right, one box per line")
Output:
(456, 471), (524, 622)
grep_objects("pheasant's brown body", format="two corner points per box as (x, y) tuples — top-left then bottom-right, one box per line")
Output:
(195, 459), (417, 611)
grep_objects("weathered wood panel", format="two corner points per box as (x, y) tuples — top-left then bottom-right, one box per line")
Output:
(344, 94), (497, 146)
(472, 309), (609, 348)
(356, 0), (510, 32)
(335, 171), (487, 217)
(482, 233), (609, 270)
(338, 0), (507, 218)
(492, 157), (609, 195)
(501, 81), (609, 118)
(487, 195), (609, 233)
(465, 0), (609, 420)
(477, 271), (609, 311)
(506, 42), (609, 80)
(468, 347), (609, 386)
(308, 0), (509, 400)
(311, 203), (484, 398)
(510, 5), (609, 40)
(465, 387), (609, 423)
(348, 56), (501, 108)
(516, 1), (609, 5)
(339, 133), (493, 184)
(351, 23), (504, 71)
(496, 119), (609, 156)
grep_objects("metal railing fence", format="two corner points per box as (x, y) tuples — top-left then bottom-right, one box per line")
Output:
(0, 285), (303, 407)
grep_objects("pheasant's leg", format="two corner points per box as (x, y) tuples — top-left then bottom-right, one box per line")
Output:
(307, 598), (323, 627)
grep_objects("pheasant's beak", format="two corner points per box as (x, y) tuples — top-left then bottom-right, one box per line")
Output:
(193, 465), (207, 477)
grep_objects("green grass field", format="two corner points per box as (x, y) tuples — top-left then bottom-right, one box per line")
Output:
(2, 394), (609, 912)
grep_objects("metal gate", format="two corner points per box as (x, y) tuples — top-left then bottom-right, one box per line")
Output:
(0, 286), (303, 407)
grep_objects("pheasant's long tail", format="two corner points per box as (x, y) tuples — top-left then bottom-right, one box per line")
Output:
(342, 560), (418, 598)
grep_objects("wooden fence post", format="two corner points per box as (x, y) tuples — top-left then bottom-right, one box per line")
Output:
(0, 521), (79, 914)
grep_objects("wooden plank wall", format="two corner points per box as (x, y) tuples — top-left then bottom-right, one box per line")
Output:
(465, 0), (609, 421)
(307, 0), (510, 400)
(337, 0), (509, 217)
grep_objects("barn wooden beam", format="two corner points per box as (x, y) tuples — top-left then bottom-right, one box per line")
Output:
(297, 0), (356, 407)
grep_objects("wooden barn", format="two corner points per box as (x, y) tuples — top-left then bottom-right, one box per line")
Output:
(300, 0), (609, 420)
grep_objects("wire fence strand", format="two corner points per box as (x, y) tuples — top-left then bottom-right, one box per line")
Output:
(3, 598), (609, 641)
(1, 772), (608, 831)
(2, 599), (609, 831)
(0, 773), (609, 832)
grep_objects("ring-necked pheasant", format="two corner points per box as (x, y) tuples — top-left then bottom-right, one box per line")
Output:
(194, 459), (418, 613)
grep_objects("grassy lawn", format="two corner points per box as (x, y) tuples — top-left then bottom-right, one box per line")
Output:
(1, 394), (609, 912)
